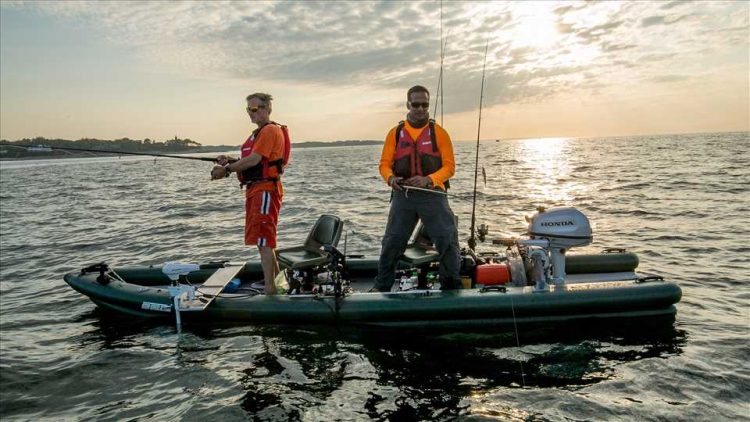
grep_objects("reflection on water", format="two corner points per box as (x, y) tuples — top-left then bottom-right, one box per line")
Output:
(71, 310), (685, 421)
(517, 137), (576, 203)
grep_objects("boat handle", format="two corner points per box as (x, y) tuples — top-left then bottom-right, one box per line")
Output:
(603, 247), (627, 253)
(479, 286), (507, 293)
(636, 275), (665, 284)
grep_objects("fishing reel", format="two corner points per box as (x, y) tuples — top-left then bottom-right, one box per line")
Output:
(323, 244), (348, 297)
(286, 244), (350, 296)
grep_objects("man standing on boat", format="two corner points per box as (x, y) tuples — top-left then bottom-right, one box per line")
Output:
(372, 85), (461, 292)
(211, 93), (289, 295)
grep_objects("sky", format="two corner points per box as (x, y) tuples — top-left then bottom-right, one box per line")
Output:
(0, 0), (748, 145)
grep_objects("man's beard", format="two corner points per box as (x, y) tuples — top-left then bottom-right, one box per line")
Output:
(407, 112), (429, 128)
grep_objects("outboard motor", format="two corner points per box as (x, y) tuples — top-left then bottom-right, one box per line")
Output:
(518, 207), (592, 291)
(161, 262), (200, 332)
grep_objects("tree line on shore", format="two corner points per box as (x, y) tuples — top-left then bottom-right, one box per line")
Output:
(0, 136), (384, 159)
(0, 136), (223, 159)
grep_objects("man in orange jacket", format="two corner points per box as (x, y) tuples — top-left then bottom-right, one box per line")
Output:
(372, 85), (461, 292)
(211, 93), (286, 295)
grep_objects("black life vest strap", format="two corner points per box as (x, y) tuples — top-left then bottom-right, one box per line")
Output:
(428, 119), (437, 152)
(394, 121), (405, 146)
(239, 177), (280, 189)
(268, 158), (284, 174)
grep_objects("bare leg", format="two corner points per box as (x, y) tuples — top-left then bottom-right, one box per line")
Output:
(259, 246), (279, 295)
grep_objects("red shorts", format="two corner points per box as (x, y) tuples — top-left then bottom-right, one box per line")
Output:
(244, 189), (281, 248)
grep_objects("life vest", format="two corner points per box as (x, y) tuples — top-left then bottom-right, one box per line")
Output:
(392, 119), (449, 189)
(238, 121), (291, 186)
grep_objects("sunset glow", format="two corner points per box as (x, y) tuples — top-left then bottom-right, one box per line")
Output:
(0, 1), (747, 144)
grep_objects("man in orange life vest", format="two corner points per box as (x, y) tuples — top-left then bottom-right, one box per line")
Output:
(211, 92), (288, 295)
(372, 85), (461, 292)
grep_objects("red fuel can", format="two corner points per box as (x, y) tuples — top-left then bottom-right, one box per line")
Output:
(476, 263), (511, 285)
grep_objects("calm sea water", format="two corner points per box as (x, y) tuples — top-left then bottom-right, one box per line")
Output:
(1, 132), (748, 421)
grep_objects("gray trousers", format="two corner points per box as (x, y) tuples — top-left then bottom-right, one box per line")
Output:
(374, 190), (461, 291)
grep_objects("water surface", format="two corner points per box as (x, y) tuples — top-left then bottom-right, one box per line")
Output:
(1, 132), (748, 420)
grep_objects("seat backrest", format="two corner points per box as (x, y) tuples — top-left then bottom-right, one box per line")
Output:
(412, 222), (433, 247)
(411, 214), (458, 247)
(305, 214), (343, 249)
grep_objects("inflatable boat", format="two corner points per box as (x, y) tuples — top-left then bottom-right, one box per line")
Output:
(63, 207), (681, 329)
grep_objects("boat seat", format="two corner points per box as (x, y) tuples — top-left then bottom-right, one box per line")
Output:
(277, 214), (344, 270)
(400, 221), (440, 267)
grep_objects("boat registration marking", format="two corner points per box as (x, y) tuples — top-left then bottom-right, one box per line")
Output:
(561, 281), (632, 291)
(141, 301), (172, 312)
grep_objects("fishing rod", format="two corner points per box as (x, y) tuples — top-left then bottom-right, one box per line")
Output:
(0, 142), (218, 162)
(468, 39), (490, 251)
(403, 185), (448, 196)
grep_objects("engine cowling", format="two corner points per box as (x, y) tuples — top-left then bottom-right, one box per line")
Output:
(527, 207), (592, 249)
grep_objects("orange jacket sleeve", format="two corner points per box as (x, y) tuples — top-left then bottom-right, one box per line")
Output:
(379, 126), (398, 184)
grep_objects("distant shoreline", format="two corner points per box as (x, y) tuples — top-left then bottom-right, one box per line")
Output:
(0, 140), (383, 161)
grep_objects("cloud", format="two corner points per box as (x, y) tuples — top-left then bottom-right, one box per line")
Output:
(641, 15), (666, 27)
(601, 42), (637, 52)
(641, 14), (692, 27)
(660, 1), (691, 11)
(3, 0), (747, 116)
(652, 74), (691, 83)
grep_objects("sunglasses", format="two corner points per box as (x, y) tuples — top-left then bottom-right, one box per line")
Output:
(410, 102), (429, 109)
(246, 105), (267, 113)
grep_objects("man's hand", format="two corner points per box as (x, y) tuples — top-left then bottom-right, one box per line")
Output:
(388, 176), (404, 191)
(215, 155), (235, 166)
(404, 176), (433, 189)
(211, 165), (228, 180)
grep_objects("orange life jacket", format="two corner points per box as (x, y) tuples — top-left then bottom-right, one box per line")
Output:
(392, 119), (449, 188)
(238, 121), (291, 186)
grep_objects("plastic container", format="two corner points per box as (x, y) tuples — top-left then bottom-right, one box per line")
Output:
(223, 278), (241, 293)
(475, 263), (511, 285)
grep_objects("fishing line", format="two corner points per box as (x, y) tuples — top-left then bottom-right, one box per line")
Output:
(440, 0), (443, 126)
(509, 295), (526, 387)
(433, 1), (451, 125)
(461, 32), (525, 387)
(434, 0), (443, 121)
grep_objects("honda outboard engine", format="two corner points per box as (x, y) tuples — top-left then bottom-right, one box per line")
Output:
(528, 207), (593, 248)
(518, 207), (592, 291)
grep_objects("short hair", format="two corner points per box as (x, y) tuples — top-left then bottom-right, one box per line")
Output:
(407, 85), (430, 101)
(246, 92), (273, 106)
